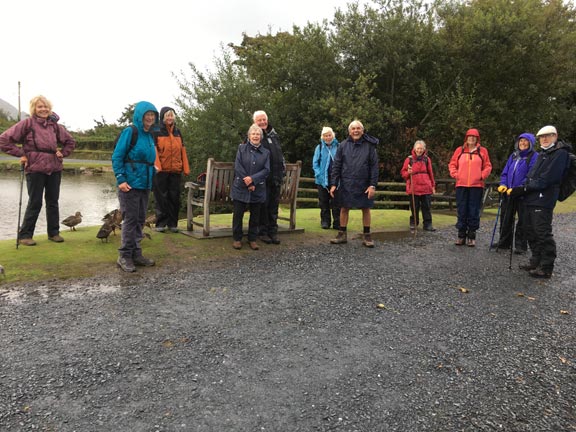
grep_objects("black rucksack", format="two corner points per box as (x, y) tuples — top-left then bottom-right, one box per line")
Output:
(113, 125), (138, 161)
(558, 149), (576, 202)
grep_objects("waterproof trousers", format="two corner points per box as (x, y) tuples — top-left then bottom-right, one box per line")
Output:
(118, 188), (149, 259)
(455, 186), (483, 238)
(20, 171), (62, 239)
(525, 206), (556, 273)
(153, 172), (182, 229)
(317, 185), (340, 229)
(259, 182), (281, 236)
(498, 196), (528, 251)
(409, 194), (433, 229)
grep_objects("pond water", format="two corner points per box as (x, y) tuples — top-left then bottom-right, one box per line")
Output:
(0, 171), (121, 240)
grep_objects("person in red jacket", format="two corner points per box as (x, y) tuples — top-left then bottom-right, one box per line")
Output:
(400, 140), (436, 232)
(448, 128), (492, 246)
(152, 107), (190, 233)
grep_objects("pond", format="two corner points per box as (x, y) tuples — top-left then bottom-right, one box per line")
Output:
(0, 171), (121, 241)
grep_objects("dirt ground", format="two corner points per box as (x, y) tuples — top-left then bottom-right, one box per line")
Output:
(1, 215), (575, 431)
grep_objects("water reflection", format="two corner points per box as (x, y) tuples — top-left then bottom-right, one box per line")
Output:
(0, 171), (120, 240)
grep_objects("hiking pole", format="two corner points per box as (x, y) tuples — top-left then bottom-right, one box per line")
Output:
(489, 194), (503, 250)
(409, 172), (417, 238)
(16, 161), (25, 249)
(508, 199), (517, 270)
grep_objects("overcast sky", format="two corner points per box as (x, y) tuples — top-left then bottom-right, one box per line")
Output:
(1, 0), (366, 131)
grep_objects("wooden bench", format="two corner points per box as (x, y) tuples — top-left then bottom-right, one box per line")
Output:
(184, 158), (302, 237)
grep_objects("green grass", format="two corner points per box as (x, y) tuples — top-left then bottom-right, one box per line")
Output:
(1, 197), (575, 284)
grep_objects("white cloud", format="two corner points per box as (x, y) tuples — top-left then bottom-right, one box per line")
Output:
(1, 0), (363, 131)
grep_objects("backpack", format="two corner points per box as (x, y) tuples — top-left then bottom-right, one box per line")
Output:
(113, 125), (138, 162)
(408, 154), (429, 173)
(558, 149), (576, 202)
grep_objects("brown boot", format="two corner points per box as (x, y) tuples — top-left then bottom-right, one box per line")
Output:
(249, 241), (259, 250)
(232, 241), (242, 250)
(455, 237), (465, 246)
(18, 238), (37, 246)
(362, 233), (374, 248)
(330, 231), (347, 244)
(467, 238), (476, 247)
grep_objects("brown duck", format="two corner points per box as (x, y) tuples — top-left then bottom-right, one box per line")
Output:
(96, 220), (115, 243)
(62, 211), (83, 231)
(102, 209), (122, 234)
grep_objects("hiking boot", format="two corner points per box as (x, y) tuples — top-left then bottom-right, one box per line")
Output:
(117, 257), (136, 272)
(249, 241), (259, 250)
(467, 238), (476, 247)
(423, 226), (437, 232)
(330, 231), (347, 244)
(259, 236), (272, 244)
(48, 234), (64, 243)
(519, 262), (538, 271)
(133, 255), (155, 267)
(514, 249), (527, 255)
(321, 222), (330, 229)
(232, 241), (242, 250)
(529, 268), (552, 279)
(269, 234), (281, 245)
(18, 238), (37, 246)
(155, 226), (167, 233)
(455, 237), (465, 246)
(169, 227), (180, 233)
(362, 233), (374, 248)
(409, 224), (416, 232)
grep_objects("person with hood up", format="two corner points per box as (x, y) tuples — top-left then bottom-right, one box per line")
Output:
(495, 133), (538, 253)
(112, 101), (159, 272)
(152, 107), (190, 233)
(312, 126), (340, 230)
(0, 95), (76, 246)
(400, 140), (436, 232)
(507, 125), (571, 279)
(329, 120), (379, 248)
(448, 128), (492, 247)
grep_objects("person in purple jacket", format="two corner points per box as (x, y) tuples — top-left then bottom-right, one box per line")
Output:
(495, 132), (538, 254)
(0, 95), (76, 246)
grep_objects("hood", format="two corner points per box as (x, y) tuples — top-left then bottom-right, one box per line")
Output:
(132, 101), (159, 132)
(463, 128), (481, 146)
(159, 106), (175, 125)
(515, 132), (536, 155)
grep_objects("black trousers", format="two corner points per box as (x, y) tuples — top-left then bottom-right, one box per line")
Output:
(317, 185), (340, 228)
(408, 194), (432, 228)
(259, 182), (281, 236)
(153, 172), (182, 229)
(498, 196), (527, 250)
(525, 206), (556, 272)
(20, 171), (62, 239)
(233, 200), (262, 242)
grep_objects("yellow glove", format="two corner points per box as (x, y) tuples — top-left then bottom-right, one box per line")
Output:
(497, 185), (507, 193)
(506, 188), (513, 195)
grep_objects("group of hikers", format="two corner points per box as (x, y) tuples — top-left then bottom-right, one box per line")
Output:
(0, 96), (572, 279)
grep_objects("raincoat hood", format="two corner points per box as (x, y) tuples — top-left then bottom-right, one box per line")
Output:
(515, 132), (536, 157)
(159, 106), (176, 126)
(464, 128), (481, 146)
(132, 101), (159, 133)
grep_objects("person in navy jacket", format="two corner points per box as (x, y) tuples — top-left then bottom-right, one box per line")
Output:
(231, 124), (270, 250)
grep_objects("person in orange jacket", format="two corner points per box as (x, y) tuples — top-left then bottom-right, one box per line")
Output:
(152, 107), (190, 233)
(448, 128), (492, 246)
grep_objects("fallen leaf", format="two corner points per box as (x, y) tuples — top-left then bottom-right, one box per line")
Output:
(527, 296), (536, 301)
(516, 292), (525, 297)
(458, 287), (469, 293)
(162, 340), (175, 348)
(376, 303), (386, 309)
(559, 356), (568, 364)
(560, 310), (570, 315)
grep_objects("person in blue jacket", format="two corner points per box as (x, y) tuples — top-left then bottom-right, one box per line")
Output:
(507, 125), (571, 279)
(231, 124), (270, 251)
(312, 126), (340, 230)
(329, 120), (379, 248)
(495, 132), (538, 253)
(112, 101), (159, 272)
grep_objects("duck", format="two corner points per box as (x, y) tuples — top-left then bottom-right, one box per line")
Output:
(62, 211), (83, 231)
(0, 264), (5, 278)
(96, 220), (115, 243)
(102, 209), (122, 234)
(145, 213), (157, 228)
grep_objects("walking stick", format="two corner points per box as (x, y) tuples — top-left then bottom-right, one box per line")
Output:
(409, 172), (417, 238)
(16, 162), (25, 249)
(489, 194), (503, 250)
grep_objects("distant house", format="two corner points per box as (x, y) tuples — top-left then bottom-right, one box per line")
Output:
(0, 97), (29, 121)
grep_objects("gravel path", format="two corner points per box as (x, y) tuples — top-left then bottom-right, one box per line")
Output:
(1, 214), (575, 431)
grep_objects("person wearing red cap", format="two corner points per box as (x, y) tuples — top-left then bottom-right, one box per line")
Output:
(448, 128), (492, 247)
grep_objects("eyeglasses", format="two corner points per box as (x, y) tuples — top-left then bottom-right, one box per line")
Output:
(538, 133), (556, 138)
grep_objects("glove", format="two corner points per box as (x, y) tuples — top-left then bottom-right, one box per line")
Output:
(497, 185), (507, 193)
(507, 187), (526, 198)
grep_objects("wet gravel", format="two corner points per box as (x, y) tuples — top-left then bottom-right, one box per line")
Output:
(1, 214), (575, 431)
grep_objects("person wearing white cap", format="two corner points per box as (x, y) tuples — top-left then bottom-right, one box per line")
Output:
(312, 126), (341, 229)
(506, 125), (572, 279)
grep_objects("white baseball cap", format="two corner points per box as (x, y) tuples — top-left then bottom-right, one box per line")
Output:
(536, 125), (557, 137)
